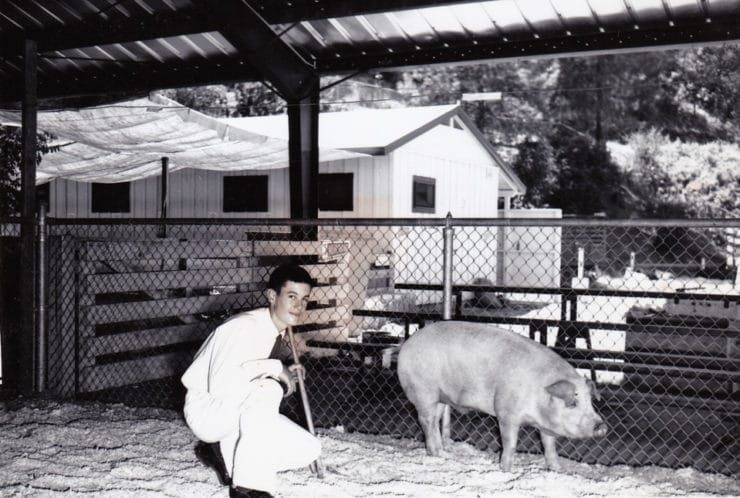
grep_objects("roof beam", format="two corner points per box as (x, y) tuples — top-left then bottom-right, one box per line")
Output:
(214, 0), (318, 101)
(0, 57), (262, 106)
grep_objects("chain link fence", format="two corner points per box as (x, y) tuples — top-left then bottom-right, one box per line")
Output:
(1, 217), (738, 475)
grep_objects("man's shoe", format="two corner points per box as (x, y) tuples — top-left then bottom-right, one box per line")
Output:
(230, 485), (274, 498)
(194, 442), (231, 486)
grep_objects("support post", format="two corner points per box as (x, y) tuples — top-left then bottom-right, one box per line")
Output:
(19, 38), (38, 394)
(442, 213), (455, 320)
(287, 77), (320, 239)
(158, 156), (169, 238)
(36, 202), (47, 392)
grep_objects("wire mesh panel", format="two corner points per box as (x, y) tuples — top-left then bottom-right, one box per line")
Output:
(29, 218), (740, 474)
(0, 221), (21, 392)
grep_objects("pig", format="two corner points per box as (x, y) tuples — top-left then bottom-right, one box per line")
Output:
(397, 321), (607, 471)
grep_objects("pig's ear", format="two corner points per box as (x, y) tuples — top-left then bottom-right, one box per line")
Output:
(546, 380), (577, 406)
(587, 379), (601, 401)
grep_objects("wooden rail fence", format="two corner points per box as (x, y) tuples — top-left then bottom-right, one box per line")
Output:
(47, 237), (351, 393)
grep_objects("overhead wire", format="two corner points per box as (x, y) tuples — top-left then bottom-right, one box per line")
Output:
(0, 77), (694, 116)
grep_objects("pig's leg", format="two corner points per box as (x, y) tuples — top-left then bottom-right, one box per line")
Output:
(417, 403), (443, 456)
(498, 418), (520, 472)
(540, 431), (561, 471)
(438, 403), (451, 449)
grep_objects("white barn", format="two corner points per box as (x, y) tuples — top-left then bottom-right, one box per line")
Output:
(42, 104), (525, 219)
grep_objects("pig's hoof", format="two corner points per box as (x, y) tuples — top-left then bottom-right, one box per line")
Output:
(425, 444), (443, 457)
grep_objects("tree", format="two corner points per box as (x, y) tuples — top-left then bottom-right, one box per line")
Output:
(545, 128), (625, 216)
(232, 82), (285, 116)
(674, 44), (740, 142)
(511, 139), (555, 207)
(0, 126), (54, 216)
(395, 61), (556, 146)
(0, 127), (21, 215)
(160, 85), (231, 116)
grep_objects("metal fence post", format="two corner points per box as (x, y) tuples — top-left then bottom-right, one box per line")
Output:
(36, 202), (47, 392)
(158, 156), (168, 238)
(442, 212), (454, 320)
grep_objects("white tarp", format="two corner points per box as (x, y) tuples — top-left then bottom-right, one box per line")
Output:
(0, 94), (362, 184)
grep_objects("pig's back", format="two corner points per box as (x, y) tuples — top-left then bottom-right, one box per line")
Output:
(398, 321), (572, 381)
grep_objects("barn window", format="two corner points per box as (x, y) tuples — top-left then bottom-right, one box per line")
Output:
(223, 175), (269, 212)
(412, 175), (435, 213)
(319, 173), (353, 211)
(91, 182), (131, 213)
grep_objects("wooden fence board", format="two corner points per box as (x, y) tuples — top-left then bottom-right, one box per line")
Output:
(253, 240), (324, 256)
(80, 351), (193, 391)
(86, 291), (347, 326)
(86, 291), (263, 324)
(184, 258), (238, 270)
(88, 267), (256, 293)
(307, 263), (347, 281)
(86, 322), (217, 356)
(254, 262), (347, 283)
(98, 259), (180, 273)
(303, 305), (349, 325)
(309, 284), (349, 302)
(84, 239), (255, 260)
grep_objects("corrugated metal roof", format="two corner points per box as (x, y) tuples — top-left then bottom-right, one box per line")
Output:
(1, 0), (738, 106)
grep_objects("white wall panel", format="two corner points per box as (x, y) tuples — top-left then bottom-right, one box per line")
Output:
(390, 124), (499, 218)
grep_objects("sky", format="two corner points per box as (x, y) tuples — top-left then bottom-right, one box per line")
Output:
(0, 399), (737, 498)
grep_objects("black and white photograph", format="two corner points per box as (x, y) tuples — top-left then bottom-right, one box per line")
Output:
(0, 1), (738, 497)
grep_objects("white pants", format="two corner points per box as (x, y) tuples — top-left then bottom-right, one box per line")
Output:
(184, 378), (321, 493)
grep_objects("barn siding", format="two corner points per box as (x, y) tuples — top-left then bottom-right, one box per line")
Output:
(49, 168), (292, 219)
(47, 122), (503, 220)
(48, 156), (396, 219)
(389, 124), (499, 218)
(320, 156), (391, 218)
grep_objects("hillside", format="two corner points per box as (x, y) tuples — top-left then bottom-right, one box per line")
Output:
(388, 45), (740, 218)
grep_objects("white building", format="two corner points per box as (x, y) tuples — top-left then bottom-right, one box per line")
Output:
(39, 103), (525, 219)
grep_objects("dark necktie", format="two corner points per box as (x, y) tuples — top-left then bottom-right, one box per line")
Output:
(269, 334), (284, 359)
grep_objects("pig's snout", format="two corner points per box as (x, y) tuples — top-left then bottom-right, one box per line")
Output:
(593, 421), (608, 438)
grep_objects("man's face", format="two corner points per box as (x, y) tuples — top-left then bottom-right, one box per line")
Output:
(268, 280), (312, 331)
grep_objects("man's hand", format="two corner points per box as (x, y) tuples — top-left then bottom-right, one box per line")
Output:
(275, 364), (297, 397)
(288, 363), (305, 382)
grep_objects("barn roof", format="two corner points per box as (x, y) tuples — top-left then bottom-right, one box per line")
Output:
(225, 104), (526, 194)
(225, 105), (459, 153)
(0, 94), (362, 183)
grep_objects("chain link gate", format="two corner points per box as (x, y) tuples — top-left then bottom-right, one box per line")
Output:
(3, 217), (738, 475)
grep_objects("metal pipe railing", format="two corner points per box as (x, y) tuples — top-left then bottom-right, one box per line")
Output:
(36, 202), (47, 393)
(442, 213), (454, 320)
(42, 216), (740, 228)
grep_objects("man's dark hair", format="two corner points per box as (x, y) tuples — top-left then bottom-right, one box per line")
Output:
(267, 264), (315, 292)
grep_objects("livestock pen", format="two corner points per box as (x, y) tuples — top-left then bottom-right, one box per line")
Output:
(0, 217), (737, 475)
